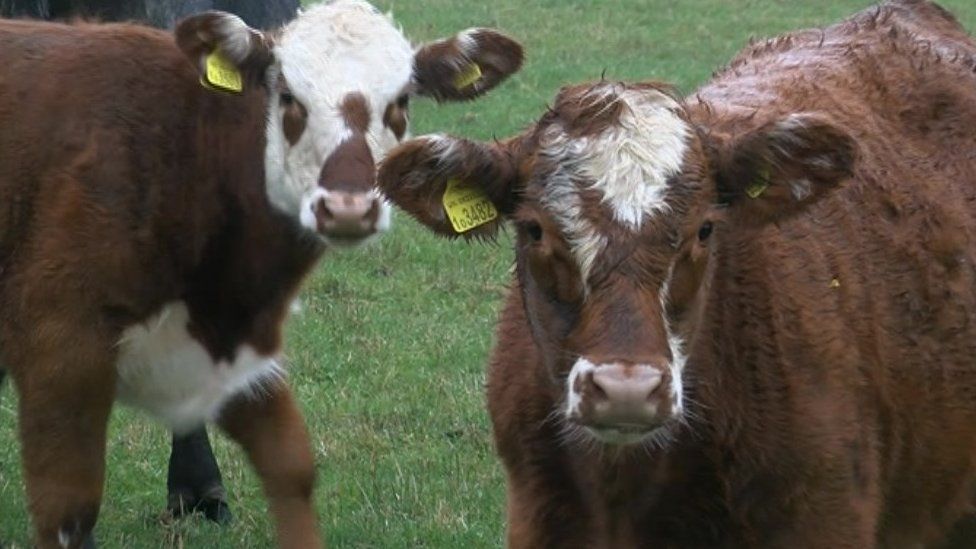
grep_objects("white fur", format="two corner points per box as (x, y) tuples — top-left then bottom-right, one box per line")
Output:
(566, 357), (597, 418)
(263, 0), (414, 228)
(115, 302), (282, 433)
(578, 86), (689, 229)
(539, 86), (689, 287)
(790, 178), (813, 200)
(455, 28), (479, 58)
(659, 265), (686, 418)
(666, 335), (686, 417)
(213, 13), (255, 63)
(540, 168), (608, 286)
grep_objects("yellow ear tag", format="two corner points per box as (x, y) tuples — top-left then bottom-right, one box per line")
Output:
(453, 63), (483, 90)
(202, 50), (243, 93)
(442, 178), (498, 233)
(829, 278), (841, 288)
(745, 168), (770, 199)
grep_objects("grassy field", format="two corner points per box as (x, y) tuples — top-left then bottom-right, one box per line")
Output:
(2, 0), (976, 547)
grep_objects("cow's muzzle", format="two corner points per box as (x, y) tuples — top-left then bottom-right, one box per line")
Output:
(301, 188), (390, 247)
(566, 359), (674, 444)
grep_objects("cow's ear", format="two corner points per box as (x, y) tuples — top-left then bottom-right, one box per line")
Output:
(377, 135), (523, 239)
(412, 28), (524, 102)
(175, 11), (275, 92)
(714, 113), (856, 225)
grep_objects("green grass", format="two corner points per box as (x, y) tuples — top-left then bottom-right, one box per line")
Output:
(3, 0), (976, 546)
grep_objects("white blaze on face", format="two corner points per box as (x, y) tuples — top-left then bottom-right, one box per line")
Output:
(539, 85), (691, 286)
(579, 86), (690, 229)
(263, 0), (413, 225)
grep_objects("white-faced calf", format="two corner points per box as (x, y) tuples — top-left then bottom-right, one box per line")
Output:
(0, 1), (522, 547)
(379, 1), (976, 546)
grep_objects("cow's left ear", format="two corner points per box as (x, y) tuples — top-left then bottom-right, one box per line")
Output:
(412, 28), (524, 102)
(175, 11), (275, 93)
(714, 113), (857, 225)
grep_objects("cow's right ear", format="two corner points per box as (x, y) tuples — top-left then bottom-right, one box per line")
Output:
(377, 135), (522, 239)
(175, 11), (275, 92)
(412, 28), (524, 102)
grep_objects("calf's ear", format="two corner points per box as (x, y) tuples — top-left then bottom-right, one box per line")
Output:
(714, 113), (856, 225)
(377, 135), (523, 239)
(412, 28), (524, 102)
(175, 11), (275, 93)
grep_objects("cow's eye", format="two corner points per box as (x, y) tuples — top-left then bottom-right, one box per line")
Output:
(697, 221), (713, 242)
(280, 91), (295, 106)
(396, 94), (410, 109)
(526, 222), (543, 242)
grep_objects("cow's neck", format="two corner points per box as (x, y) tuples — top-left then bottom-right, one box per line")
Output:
(180, 88), (325, 362)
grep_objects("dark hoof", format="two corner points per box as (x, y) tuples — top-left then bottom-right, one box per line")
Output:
(82, 532), (97, 549)
(167, 486), (233, 525)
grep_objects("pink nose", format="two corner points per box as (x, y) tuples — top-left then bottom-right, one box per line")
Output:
(314, 191), (382, 244)
(580, 363), (667, 428)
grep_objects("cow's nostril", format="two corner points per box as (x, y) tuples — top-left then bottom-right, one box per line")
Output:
(316, 199), (334, 221)
(588, 372), (609, 401)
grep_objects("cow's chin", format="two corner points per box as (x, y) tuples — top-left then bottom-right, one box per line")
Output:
(585, 425), (654, 446)
(573, 419), (677, 448)
(320, 229), (384, 249)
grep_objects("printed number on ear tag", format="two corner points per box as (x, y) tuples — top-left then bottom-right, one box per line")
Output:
(202, 51), (243, 93)
(453, 63), (482, 90)
(442, 178), (498, 233)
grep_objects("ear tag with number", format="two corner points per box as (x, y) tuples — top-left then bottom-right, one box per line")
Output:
(201, 50), (243, 94)
(453, 63), (483, 90)
(442, 178), (498, 233)
(745, 168), (770, 199)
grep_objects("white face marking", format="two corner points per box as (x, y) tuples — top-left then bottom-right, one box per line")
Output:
(539, 86), (690, 288)
(660, 264), (686, 417)
(580, 87), (689, 228)
(540, 167), (608, 286)
(565, 357), (596, 418)
(263, 0), (414, 226)
(115, 302), (283, 433)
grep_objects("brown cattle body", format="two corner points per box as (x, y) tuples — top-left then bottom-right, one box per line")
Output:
(378, 1), (976, 547)
(0, 2), (523, 546)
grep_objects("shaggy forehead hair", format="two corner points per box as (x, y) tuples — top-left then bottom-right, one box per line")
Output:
(275, 0), (414, 112)
(536, 82), (691, 284)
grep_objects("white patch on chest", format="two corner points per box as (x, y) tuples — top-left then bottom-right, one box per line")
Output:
(115, 302), (282, 433)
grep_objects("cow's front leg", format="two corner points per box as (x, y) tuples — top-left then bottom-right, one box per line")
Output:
(218, 380), (321, 548)
(166, 426), (233, 524)
(10, 334), (115, 549)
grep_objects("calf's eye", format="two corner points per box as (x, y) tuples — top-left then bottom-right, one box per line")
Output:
(697, 221), (713, 242)
(526, 222), (543, 242)
(280, 92), (295, 106)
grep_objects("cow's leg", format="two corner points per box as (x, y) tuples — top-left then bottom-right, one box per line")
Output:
(217, 381), (321, 548)
(11, 335), (114, 549)
(166, 426), (233, 524)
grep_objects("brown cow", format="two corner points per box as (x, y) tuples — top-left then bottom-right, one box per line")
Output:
(0, 0), (522, 547)
(378, 1), (976, 546)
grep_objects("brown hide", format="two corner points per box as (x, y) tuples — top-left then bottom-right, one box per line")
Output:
(0, 18), (322, 548)
(487, 1), (976, 547)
